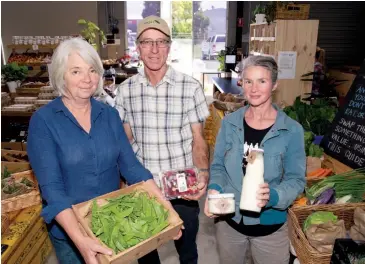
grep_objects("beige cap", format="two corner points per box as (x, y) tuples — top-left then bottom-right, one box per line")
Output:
(137, 16), (171, 39)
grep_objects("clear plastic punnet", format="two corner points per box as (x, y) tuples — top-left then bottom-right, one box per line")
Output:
(159, 167), (199, 200)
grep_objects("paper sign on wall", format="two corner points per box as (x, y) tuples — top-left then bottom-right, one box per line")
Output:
(278, 51), (297, 79)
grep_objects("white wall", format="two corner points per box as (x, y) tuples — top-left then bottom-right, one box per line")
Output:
(1, 1), (98, 59)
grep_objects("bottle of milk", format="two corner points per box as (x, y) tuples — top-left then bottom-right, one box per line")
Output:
(240, 144), (264, 213)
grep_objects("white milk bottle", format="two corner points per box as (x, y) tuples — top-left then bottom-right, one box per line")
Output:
(240, 144), (265, 213)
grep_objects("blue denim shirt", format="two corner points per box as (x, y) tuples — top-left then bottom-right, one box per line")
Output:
(27, 97), (153, 239)
(208, 104), (306, 225)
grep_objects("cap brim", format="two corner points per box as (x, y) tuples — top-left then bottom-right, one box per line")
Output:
(137, 28), (170, 39)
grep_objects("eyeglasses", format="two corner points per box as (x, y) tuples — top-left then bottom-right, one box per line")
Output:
(138, 39), (171, 48)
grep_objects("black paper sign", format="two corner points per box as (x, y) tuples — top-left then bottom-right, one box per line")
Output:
(321, 60), (365, 169)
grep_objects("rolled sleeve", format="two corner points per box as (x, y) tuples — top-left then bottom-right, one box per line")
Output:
(187, 83), (210, 124)
(27, 112), (73, 224)
(111, 109), (153, 184)
(114, 84), (129, 123)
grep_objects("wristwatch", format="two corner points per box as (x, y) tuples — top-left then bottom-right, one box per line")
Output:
(197, 168), (209, 173)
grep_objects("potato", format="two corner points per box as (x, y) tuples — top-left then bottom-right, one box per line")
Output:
(213, 91), (220, 99)
(225, 94), (234, 102)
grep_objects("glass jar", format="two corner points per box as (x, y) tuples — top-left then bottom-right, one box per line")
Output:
(208, 193), (235, 215)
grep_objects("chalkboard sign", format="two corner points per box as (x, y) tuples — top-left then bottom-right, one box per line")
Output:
(321, 59), (365, 169)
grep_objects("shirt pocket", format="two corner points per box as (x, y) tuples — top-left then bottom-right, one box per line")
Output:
(264, 152), (284, 182)
(166, 100), (184, 129)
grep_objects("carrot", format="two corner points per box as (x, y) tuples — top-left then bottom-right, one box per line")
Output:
(307, 168), (325, 178)
(294, 197), (308, 206)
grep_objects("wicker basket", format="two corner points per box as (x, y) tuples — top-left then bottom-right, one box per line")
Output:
(288, 203), (365, 264)
(276, 4), (310, 20)
(1, 170), (41, 213)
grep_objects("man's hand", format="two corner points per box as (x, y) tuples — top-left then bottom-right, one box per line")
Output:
(182, 171), (208, 201)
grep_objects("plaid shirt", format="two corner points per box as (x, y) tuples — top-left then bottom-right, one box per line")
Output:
(115, 67), (209, 175)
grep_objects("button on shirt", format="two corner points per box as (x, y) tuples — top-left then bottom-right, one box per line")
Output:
(27, 97), (153, 239)
(115, 67), (210, 175)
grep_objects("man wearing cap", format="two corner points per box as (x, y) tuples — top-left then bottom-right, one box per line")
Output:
(115, 16), (210, 264)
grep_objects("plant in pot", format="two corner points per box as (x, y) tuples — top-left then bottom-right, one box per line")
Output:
(1, 63), (28, 93)
(253, 4), (266, 24)
(78, 19), (107, 51)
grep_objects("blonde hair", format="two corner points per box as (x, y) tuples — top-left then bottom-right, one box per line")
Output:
(49, 37), (104, 96)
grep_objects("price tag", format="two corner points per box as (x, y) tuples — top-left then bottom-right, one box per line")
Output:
(32, 44), (39, 51)
(20, 131), (25, 137)
(176, 173), (188, 192)
(10, 139), (16, 143)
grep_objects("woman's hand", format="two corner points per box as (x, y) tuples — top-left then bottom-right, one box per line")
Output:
(74, 236), (113, 264)
(204, 189), (220, 218)
(257, 183), (270, 208)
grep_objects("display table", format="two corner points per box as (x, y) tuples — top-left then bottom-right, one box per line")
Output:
(1, 205), (53, 264)
(212, 77), (242, 95)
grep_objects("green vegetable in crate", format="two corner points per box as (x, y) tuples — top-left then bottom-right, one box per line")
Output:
(91, 191), (170, 254)
(304, 131), (314, 156)
(306, 168), (365, 202)
(308, 143), (324, 158)
(303, 211), (338, 232)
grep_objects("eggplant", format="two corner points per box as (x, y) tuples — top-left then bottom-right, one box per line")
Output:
(313, 188), (336, 205)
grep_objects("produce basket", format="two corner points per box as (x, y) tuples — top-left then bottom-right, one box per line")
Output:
(1, 149), (31, 173)
(1, 170), (41, 213)
(72, 181), (183, 264)
(276, 4), (310, 20)
(288, 203), (365, 264)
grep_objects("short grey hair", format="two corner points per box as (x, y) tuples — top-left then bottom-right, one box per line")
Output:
(49, 37), (104, 96)
(241, 55), (278, 84)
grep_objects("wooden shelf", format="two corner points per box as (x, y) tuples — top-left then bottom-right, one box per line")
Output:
(249, 20), (319, 105)
(7, 44), (58, 49)
(1, 111), (34, 117)
(250, 37), (276, 41)
(249, 51), (275, 58)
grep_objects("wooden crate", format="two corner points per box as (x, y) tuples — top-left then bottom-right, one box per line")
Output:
(276, 4), (310, 20)
(1, 149), (30, 173)
(1, 205), (43, 263)
(29, 234), (53, 264)
(1, 142), (23, 151)
(2, 170), (41, 213)
(72, 182), (183, 264)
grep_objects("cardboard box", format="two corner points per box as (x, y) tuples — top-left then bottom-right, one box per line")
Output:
(1, 205), (42, 263)
(72, 182), (183, 264)
(1, 142), (23, 151)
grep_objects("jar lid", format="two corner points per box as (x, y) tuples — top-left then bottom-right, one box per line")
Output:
(208, 193), (235, 199)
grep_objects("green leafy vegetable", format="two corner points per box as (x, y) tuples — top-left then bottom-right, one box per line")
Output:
(303, 211), (338, 232)
(91, 191), (170, 254)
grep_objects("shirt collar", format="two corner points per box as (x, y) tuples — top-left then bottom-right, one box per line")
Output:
(138, 65), (175, 86)
(226, 104), (289, 131)
(53, 96), (105, 122)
